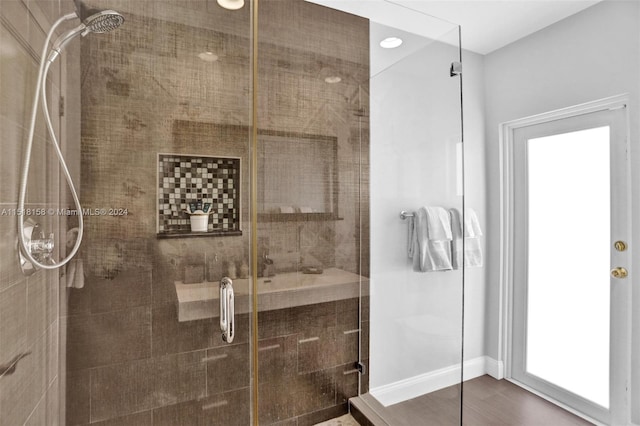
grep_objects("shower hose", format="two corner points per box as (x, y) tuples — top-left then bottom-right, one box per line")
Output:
(17, 12), (84, 270)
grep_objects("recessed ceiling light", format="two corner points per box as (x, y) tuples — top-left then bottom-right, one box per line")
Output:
(324, 76), (341, 84)
(217, 0), (244, 10)
(198, 51), (219, 62)
(380, 37), (403, 49)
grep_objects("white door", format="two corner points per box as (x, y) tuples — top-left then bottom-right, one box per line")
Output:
(510, 103), (630, 425)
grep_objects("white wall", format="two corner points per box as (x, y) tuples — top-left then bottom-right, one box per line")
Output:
(483, 0), (640, 422)
(461, 46), (488, 366)
(369, 32), (488, 399)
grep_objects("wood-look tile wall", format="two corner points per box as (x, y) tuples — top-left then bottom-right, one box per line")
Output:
(0, 1), (76, 425)
(66, 0), (369, 424)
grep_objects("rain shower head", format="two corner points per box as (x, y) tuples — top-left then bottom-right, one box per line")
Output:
(47, 3), (124, 62)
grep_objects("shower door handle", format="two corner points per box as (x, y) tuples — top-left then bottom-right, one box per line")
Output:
(220, 277), (234, 343)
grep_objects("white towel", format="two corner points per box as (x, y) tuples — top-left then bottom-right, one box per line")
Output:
(425, 207), (453, 241)
(464, 208), (483, 267)
(410, 207), (453, 272)
(449, 209), (464, 269)
(449, 208), (483, 268)
(464, 208), (483, 238)
(66, 258), (85, 288)
(465, 238), (483, 267)
(66, 227), (80, 250)
(407, 215), (416, 259)
(64, 227), (85, 288)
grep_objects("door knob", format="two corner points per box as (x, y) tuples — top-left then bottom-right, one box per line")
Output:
(610, 267), (628, 279)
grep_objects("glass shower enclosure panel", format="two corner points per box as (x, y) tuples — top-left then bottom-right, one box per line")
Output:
(63, 1), (254, 424)
(366, 6), (464, 424)
(255, 0), (463, 424)
(255, 0), (369, 423)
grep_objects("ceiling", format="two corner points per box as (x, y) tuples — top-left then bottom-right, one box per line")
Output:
(307, 0), (603, 54)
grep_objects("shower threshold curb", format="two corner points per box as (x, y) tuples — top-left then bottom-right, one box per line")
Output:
(349, 395), (388, 426)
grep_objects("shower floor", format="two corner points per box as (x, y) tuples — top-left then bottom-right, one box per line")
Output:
(350, 375), (593, 425)
(314, 413), (362, 426)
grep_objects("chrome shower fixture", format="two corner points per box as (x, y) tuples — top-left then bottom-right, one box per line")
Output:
(48, 8), (124, 62)
(17, 4), (124, 275)
(82, 9), (125, 33)
(18, 219), (55, 276)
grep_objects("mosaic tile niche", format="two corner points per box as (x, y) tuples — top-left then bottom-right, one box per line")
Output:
(157, 154), (242, 236)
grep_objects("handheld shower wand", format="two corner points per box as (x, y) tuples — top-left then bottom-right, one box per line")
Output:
(17, 5), (123, 274)
(48, 8), (124, 62)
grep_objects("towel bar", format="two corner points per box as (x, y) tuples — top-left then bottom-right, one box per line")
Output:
(400, 211), (414, 220)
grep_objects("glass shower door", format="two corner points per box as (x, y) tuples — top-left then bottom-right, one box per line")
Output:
(253, 1), (465, 424)
(255, 0), (369, 423)
(63, 1), (254, 424)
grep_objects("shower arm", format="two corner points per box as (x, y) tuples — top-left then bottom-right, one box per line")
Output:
(17, 11), (85, 271)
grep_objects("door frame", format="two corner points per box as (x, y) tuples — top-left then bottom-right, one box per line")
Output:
(498, 94), (632, 425)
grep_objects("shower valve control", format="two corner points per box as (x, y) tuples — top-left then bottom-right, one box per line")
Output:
(30, 232), (55, 254)
(19, 219), (56, 275)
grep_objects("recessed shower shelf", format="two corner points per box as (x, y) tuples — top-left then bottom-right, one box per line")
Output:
(174, 267), (369, 322)
(157, 230), (243, 239)
(258, 213), (343, 222)
(157, 153), (242, 237)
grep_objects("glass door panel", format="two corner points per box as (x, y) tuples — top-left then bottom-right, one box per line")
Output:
(256, 0), (465, 422)
(255, 1), (369, 423)
(65, 1), (254, 424)
(527, 126), (610, 408)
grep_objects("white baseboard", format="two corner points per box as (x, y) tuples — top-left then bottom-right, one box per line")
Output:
(463, 356), (488, 381)
(370, 356), (501, 407)
(485, 356), (504, 379)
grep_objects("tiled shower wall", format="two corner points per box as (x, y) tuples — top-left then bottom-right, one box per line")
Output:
(65, 0), (369, 424)
(0, 0), (76, 424)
